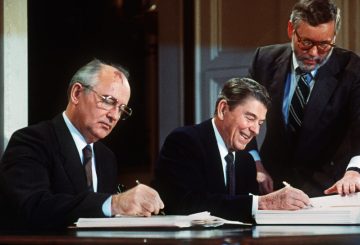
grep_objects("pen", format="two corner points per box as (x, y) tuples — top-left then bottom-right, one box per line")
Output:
(282, 181), (291, 187)
(117, 184), (127, 193)
(136, 179), (166, 216)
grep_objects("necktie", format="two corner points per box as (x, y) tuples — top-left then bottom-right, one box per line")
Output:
(225, 152), (235, 195)
(83, 145), (93, 191)
(288, 68), (313, 135)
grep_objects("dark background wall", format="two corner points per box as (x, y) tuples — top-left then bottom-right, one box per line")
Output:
(28, 0), (158, 178)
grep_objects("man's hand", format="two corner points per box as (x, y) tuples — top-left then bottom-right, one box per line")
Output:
(324, 170), (360, 196)
(255, 161), (273, 194)
(111, 184), (164, 216)
(258, 186), (310, 210)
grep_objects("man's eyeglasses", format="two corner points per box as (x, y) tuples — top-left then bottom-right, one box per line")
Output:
(82, 84), (132, 120)
(294, 29), (336, 52)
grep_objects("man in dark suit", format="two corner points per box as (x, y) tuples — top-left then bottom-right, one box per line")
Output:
(248, 0), (360, 197)
(152, 78), (310, 223)
(0, 59), (164, 229)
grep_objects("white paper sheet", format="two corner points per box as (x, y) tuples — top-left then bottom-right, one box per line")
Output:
(76, 211), (250, 228)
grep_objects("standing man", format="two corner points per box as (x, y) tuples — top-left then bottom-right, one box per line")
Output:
(0, 59), (164, 229)
(248, 0), (360, 197)
(153, 78), (310, 223)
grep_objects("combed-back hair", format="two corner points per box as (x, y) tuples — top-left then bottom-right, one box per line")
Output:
(67, 58), (129, 100)
(214, 77), (271, 115)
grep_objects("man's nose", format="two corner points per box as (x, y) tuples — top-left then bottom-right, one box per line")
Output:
(307, 45), (320, 56)
(250, 122), (260, 135)
(106, 107), (120, 121)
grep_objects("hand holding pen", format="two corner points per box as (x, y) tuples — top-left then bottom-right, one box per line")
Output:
(258, 180), (311, 210)
(111, 180), (165, 217)
(135, 180), (166, 216)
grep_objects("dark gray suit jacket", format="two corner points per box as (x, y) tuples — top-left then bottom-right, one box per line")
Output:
(152, 119), (258, 222)
(248, 43), (360, 196)
(0, 114), (118, 229)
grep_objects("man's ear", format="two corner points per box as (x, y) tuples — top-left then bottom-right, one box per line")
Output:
(217, 99), (227, 120)
(287, 20), (294, 40)
(69, 82), (83, 105)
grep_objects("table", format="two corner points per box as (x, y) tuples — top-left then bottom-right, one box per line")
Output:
(0, 225), (359, 244)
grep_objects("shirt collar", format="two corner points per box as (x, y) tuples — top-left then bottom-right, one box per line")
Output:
(292, 52), (317, 78)
(62, 111), (93, 156)
(211, 118), (233, 160)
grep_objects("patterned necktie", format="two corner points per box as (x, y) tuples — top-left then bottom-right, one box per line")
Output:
(288, 68), (313, 135)
(225, 152), (235, 195)
(83, 145), (93, 191)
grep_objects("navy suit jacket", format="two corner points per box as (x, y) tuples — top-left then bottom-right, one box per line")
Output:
(152, 119), (258, 222)
(248, 43), (360, 196)
(0, 114), (118, 229)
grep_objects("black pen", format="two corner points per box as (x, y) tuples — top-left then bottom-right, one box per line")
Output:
(117, 184), (127, 193)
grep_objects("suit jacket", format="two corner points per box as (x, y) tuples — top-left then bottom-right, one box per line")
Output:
(0, 114), (118, 229)
(248, 43), (360, 196)
(152, 119), (258, 222)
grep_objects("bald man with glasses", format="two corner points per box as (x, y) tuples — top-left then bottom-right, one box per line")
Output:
(0, 59), (164, 230)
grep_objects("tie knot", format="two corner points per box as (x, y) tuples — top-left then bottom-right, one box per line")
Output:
(83, 145), (92, 161)
(296, 67), (313, 84)
(225, 152), (234, 164)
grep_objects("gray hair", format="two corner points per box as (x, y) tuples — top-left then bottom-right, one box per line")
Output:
(67, 59), (129, 99)
(290, 0), (341, 34)
(214, 77), (271, 115)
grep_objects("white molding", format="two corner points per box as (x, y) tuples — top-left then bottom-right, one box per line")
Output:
(1, 0), (28, 153)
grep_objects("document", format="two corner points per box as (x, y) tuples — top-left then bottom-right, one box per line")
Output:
(76, 211), (250, 228)
(255, 192), (360, 224)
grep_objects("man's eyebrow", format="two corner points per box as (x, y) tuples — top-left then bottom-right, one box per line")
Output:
(245, 111), (265, 122)
(244, 111), (256, 118)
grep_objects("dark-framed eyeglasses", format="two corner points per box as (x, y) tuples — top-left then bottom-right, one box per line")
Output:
(81, 84), (132, 120)
(294, 29), (336, 52)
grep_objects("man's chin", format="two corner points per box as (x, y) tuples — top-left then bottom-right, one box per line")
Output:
(235, 143), (248, 151)
(92, 130), (110, 141)
(299, 62), (316, 72)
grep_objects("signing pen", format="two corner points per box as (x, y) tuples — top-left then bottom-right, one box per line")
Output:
(282, 181), (291, 187)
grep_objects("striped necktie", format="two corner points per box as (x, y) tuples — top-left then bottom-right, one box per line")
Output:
(288, 68), (313, 135)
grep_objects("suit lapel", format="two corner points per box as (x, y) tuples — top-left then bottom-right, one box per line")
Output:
(269, 48), (292, 130)
(198, 120), (227, 192)
(52, 115), (88, 192)
(300, 53), (340, 136)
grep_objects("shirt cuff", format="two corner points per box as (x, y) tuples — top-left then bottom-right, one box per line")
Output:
(347, 156), (360, 169)
(250, 194), (258, 215)
(248, 150), (261, 162)
(102, 196), (112, 217)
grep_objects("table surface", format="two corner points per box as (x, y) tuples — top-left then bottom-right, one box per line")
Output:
(0, 225), (360, 245)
